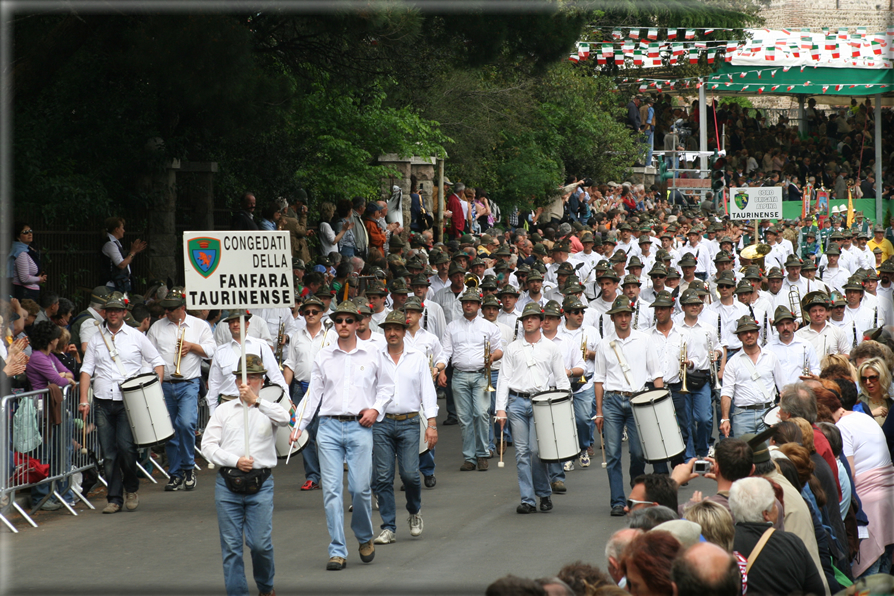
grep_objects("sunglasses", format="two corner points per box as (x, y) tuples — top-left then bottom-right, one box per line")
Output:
(567, 309), (584, 315)
(651, 275), (666, 279)
(861, 375), (880, 383)
(21, 229), (33, 234)
(333, 317), (356, 325)
(626, 498), (653, 510)
(303, 309), (322, 316)
(164, 306), (178, 312)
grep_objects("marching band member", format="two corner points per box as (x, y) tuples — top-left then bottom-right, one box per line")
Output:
(290, 300), (395, 571)
(560, 296), (600, 470)
(765, 306), (821, 387)
(796, 293), (852, 358)
(820, 244), (851, 294)
(706, 271), (748, 360)
(441, 288), (503, 472)
(774, 255), (809, 322)
(481, 295), (514, 459)
(206, 311), (288, 414)
(353, 298), (388, 348)
(78, 292), (165, 514)
(517, 270), (548, 310)
(204, 354), (289, 596)
(735, 280), (774, 346)
(146, 287), (216, 492)
(432, 263), (466, 325)
(640, 263), (668, 303)
(495, 302), (570, 514)
(621, 274), (653, 330)
(409, 274), (446, 341)
(213, 309), (274, 348)
(372, 310), (438, 545)
(843, 276), (875, 345)
(282, 296), (336, 492)
(593, 296), (663, 517)
(720, 316), (785, 438)
(496, 285), (522, 333)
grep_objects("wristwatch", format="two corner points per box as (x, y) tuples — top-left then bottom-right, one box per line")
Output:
(720, 418), (730, 423)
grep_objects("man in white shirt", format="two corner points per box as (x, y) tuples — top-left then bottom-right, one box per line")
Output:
(796, 292), (852, 358)
(410, 274), (446, 341)
(74, 286), (111, 354)
(843, 276), (875, 345)
(680, 228), (713, 280)
(146, 287), (216, 491)
(775, 254), (809, 323)
(354, 299), (388, 348)
(78, 292), (165, 514)
(496, 285), (522, 338)
(588, 269), (621, 316)
(820, 244), (851, 293)
(290, 300), (395, 571)
(366, 282), (392, 328)
(495, 302), (571, 514)
(707, 271), (749, 359)
(517, 270), (548, 310)
(593, 296), (664, 517)
(720, 316), (785, 438)
(621, 274), (653, 331)
(372, 310), (438, 545)
(282, 297), (336, 492)
(440, 289), (503, 472)
(569, 230), (600, 285)
(481, 295), (515, 459)
(640, 263), (668, 303)
(203, 353), (290, 596)
(432, 263), (466, 326)
(614, 224), (638, 259)
(765, 306), (821, 387)
(213, 310), (274, 347)
(735, 280), (774, 347)
(560, 297), (600, 470)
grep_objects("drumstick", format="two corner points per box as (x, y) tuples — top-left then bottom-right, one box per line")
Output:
(286, 394), (310, 465)
(495, 415), (507, 468)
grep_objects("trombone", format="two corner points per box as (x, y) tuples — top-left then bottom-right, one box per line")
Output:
(172, 324), (185, 378)
(788, 285), (804, 327)
(679, 341), (689, 393)
(484, 335), (495, 392)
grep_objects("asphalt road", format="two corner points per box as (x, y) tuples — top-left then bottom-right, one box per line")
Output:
(1, 411), (718, 596)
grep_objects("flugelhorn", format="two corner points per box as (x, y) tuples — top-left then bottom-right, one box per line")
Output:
(679, 341), (690, 394)
(579, 335), (587, 383)
(788, 285), (803, 327)
(172, 324), (185, 378)
(484, 335), (495, 392)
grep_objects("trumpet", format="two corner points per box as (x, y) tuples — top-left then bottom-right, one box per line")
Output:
(172, 324), (185, 378)
(788, 286), (803, 327)
(679, 341), (690, 394)
(579, 335), (587, 383)
(484, 335), (495, 392)
(707, 334), (721, 390)
(802, 346), (810, 376)
(275, 318), (285, 371)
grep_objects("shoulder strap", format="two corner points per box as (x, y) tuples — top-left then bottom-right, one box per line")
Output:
(744, 528), (775, 574)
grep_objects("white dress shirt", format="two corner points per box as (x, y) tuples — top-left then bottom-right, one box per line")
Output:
(676, 318), (722, 371)
(796, 322), (852, 357)
(593, 330), (662, 393)
(776, 277), (810, 321)
(428, 274), (450, 294)
(405, 327), (446, 369)
(370, 308), (392, 328)
(706, 300), (750, 350)
(497, 308), (521, 334)
(203, 397), (290, 469)
(765, 337), (821, 387)
(845, 303), (875, 345)
(284, 322), (337, 382)
(821, 265), (852, 294)
(583, 308), (615, 339)
(433, 286), (464, 326)
(206, 337), (288, 413)
(81, 323), (165, 401)
(648, 324), (687, 385)
(146, 314), (216, 380)
(420, 301), (447, 341)
(558, 325), (600, 389)
(213, 314), (274, 347)
(442, 315), (503, 373)
(516, 291), (548, 310)
(360, 331), (388, 349)
(381, 346), (438, 419)
(489, 320), (514, 371)
(544, 331), (584, 387)
(78, 306), (107, 348)
(299, 339), (395, 430)
(721, 348), (785, 407)
(495, 335), (570, 412)
(630, 297), (654, 330)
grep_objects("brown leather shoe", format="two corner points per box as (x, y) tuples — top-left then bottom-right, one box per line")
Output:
(459, 461), (476, 471)
(326, 556), (346, 571)
(359, 540), (375, 563)
(477, 457), (489, 471)
(259, 590), (276, 596)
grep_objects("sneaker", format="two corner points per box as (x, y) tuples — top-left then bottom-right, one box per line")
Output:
(551, 480), (567, 494)
(102, 502), (121, 514)
(301, 480), (321, 491)
(477, 457), (488, 471)
(580, 451), (591, 468)
(622, 427), (628, 442)
(610, 505), (626, 516)
(540, 496), (553, 512)
(408, 512), (423, 537)
(326, 556), (346, 571)
(587, 445), (595, 457)
(359, 540), (375, 563)
(423, 475), (436, 488)
(124, 492), (139, 511)
(460, 461), (476, 471)
(374, 529), (396, 544)
(39, 500), (63, 511)
(707, 445), (716, 458)
(516, 502), (536, 514)
(164, 476), (184, 492)
(563, 460), (574, 472)
(184, 469), (197, 491)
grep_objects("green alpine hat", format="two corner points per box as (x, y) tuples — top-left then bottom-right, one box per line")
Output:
(159, 286), (186, 309)
(843, 276), (864, 292)
(459, 288), (483, 302)
(366, 282), (389, 296)
(743, 266), (763, 281)
(734, 315), (760, 334)
(482, 294), (501, 308)
(448, 263), (465, 277)
(300, 296), (325, 311)
(563, 297), (587, 311)
(679, 289), (702, 305)
(404, 296), (425, 311)
(543, 300), (563, 318)
(626, 256), (644, 270)
(716, 271), (737, 287)
(520, 302), (544, 319)
(621, 274), (641, 287)
(734, 280), (754, 295)
(557, 262), (575, 276)
(232, 353), (266, 376)
(596, 269), (620, 283)
(410, 274), (431, 287)
(90, 286), (111, 305)
(430, 251), (449, 265)
(223, 309), (251, 322)
(713, 251), (732, 264)
(609, 251), (628, 264)
(337, 300), (363, 316)
(526, 271), (544, 283)
(381, 309), (409, 328)
(666, 268), (681, 280)
(498, 285), (520, 297)
(562, 281), (586, 295)
(772, 305), (796, 324)
(784, 254), (803, 268)
(648, 263), (668, 277)
(825, 243), (841, 256)
(389, 279), (411, 295)
(766, 267), (784, 280)
(606, 296), (634, 315)
(678, 253), (697, 268)
(650, 290), (675, 308)
(104, 292), (128, 310)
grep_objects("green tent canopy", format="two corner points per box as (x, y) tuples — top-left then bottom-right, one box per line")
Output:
(708, 63), (893, 97)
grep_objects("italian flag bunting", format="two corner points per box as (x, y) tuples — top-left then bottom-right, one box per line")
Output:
(602, 43), (613, 57)
(629, 29), (640, 39)
(578, 43), (590, 60)
(568, 54), (579, 63)
(648, 43), (659, 58)
(667, 29), (677, 40)
(685, 29), (695, 40)
(615, 53), (625, 65)
(688, 48), (699, 64)
(633, 50), (643, 65)
(872, 40), (882, 55)
(765, 46), (775, 61)
(825, 36), (836, 50)
(647, 28), (658, 40)
(612, 29), (622, 40)
(811, 44), (821, 60)
(831, 42), (841, 59)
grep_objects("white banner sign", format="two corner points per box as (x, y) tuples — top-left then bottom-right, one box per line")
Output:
(729, 186), (782, 221)
(183, 231), (293, 310)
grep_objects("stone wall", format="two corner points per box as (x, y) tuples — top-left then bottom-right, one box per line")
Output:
(761, 0), (892, 32)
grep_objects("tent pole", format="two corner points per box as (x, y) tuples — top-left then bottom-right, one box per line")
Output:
(875, 94), (883, 224)
(699, 84), (708, 198)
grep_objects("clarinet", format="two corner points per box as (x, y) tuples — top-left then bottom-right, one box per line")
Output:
(423, 307), (429, 330)
(599, 314), (604, 339)
(853, 322), (858, 349)
(633, 300), (639, 330)
(874, 306), (878, 328)
(717, 313), (722, 345)
(761, 311), (768, 347)
(513, 318), (520, 340)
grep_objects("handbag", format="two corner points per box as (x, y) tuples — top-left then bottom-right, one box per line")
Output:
(219, 466), (271, 494)
(13, 396), (42, 454)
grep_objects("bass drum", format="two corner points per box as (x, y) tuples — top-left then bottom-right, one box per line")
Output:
(531, 390), (579, 463)
(630, 389), (685, 463)
(120, 373), (174, 447)
(762, 405), (782, 427)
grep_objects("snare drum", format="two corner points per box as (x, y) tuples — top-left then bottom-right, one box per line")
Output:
(761, 405), (782, 426)
(120, 373), (174, 447)
(259, 385), (286, 404)
(531, 390), (579, 462)
(630, 389), (685, 463)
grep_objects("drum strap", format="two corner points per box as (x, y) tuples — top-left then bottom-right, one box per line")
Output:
(739, 353), (772, 403)
(94, 321), (127, 378)
(609, 340), (632, 386)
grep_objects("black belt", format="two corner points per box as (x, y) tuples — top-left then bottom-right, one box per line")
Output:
(323, 415), (362, 422)
(510, 391), (533, 399)
(738, 402), (773, 411)
(606, 390), (636, 397)
(385, 412), (418, 421)
(457, 368), (486, 374)
(164, 378), (195, 384)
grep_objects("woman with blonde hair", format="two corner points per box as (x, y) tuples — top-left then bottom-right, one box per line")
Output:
(683, 499), (735, 551)
(821, 353), (858, 380)
(857, 357), (891, 424)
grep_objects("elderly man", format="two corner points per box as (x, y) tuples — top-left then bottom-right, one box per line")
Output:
(671, 542), (742, 596)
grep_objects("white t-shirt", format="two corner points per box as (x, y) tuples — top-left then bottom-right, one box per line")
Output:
(838, 411), (892, 476)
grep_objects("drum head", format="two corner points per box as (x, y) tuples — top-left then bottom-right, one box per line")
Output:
(259, 385), (285, 404)
(531, 390), (571, 405)
(762, 405), (782, 426)
(630, 389), (670, 406)
(121, 373), (160, 391)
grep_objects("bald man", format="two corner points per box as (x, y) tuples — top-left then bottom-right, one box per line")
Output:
(671, 542), (742, 596)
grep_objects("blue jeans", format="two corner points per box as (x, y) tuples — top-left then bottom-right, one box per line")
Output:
(215, 475), (275, 596)
(507, 396), (551, 505)
(317, 417), (374, 558)
(731, 402), (768, 438)
(163, 378), (200, 476)
(95, 398), (140, 505)
(488, 370), (512, 452)
(445, 365), (457, 420)
(573, 385), (596, 452)
(292, 381), (320, 483)
(419, 448), (435, 476)
(452, 370), (489, 462)
(603, 392), (645, 508)
(681, 382), (713, 458)
(373, 417), (421, 533)
(31, 414), (74, 506)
